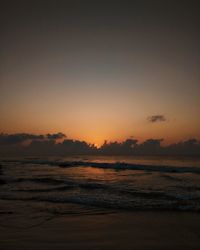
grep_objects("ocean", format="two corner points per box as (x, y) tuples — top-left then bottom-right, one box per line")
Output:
(1, 155), (200, 228)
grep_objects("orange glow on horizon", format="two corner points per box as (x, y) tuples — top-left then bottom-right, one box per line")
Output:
(1, 1), (200, 151)
(1, 117), (199, 146)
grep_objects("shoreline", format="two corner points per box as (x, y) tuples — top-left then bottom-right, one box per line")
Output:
(1, 211), (200, 250)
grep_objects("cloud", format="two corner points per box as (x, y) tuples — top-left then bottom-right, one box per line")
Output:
(147, 115), (166, 123)
(0, 133), (44, 145)
(101, 139), (138, 155)
(0, 133), (200, 156)
(46, 133), (66, 140)
(0, 132), (66, 146)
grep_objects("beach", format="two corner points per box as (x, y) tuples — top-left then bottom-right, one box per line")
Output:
(1, 211), (200, 250)
(1, 0), (200, 248)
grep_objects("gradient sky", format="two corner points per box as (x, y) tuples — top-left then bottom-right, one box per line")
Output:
(1, 1), (200, 146)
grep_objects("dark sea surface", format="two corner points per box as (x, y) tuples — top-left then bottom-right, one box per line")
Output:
(1, 155), (200, 228)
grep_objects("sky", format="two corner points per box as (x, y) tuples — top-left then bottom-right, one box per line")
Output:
(0, 0), (200, 146)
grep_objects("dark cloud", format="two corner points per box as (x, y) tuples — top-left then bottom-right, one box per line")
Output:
(0, 133), (66, 146)
(147, 115), (166, 123)
(0, 133), (200, 156)
(0, 133), (44, 145)
(46, 133), (66, 140)
(101, 139), (138, 155)
(134, 139), (164, 155)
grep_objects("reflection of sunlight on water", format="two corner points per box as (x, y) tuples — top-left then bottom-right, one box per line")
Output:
(61, 155), (200, 167)
(62, 166), (117, 182)
(60, 166), (155, 185)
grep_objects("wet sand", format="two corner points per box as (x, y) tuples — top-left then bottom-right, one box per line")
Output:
(1, 211), (200, 250)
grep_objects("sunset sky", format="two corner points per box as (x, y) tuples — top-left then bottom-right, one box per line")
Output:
(1, 1), (200, 146)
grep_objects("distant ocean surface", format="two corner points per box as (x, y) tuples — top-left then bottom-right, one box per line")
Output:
(1, 155), (200, 227)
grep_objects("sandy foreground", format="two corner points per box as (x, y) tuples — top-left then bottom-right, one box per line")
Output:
(0, 211), (200, 250)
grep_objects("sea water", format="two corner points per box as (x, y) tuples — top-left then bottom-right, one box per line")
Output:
(1, 156), (200, 228)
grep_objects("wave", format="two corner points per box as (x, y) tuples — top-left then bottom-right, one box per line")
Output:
(9, 178), (110, 193)
(15, 185), (74, 192)
(6, 175), (200, 202)
(1, 192), (200, 212)
(1, 159), (200, 173)
(13, 181), (109, 192)
(12, 177), (66, 185)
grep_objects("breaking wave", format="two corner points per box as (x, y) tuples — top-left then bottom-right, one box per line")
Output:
(1, 158), (200, 173)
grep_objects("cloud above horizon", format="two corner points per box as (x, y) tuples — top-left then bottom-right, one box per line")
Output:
(147, 115), (166, 123)
(0, 133), (66, 145)
(0, 132), (200, 156)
